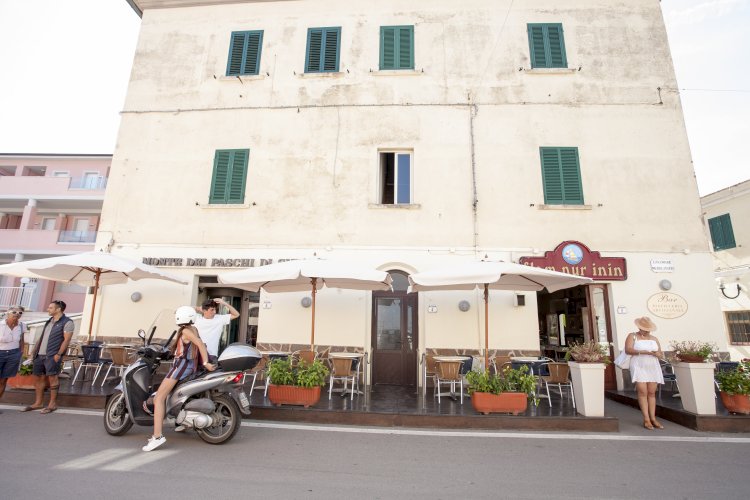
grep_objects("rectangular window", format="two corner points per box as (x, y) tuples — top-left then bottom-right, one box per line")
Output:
(379, 152), (411, 204)
(226, 30), (264, 76)
(305, 27), (341, 73)
(380, 25), (414, 70)
(726, 311), (750, 344)
(527, 23), (567, 68)
(209, 149), (249, 204)
(708, 214), (737, 251)
(540, 147), (583, 205)
(41, 218), (56, 230)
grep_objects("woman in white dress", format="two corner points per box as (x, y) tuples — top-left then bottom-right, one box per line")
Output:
(625, 316), (664, 430)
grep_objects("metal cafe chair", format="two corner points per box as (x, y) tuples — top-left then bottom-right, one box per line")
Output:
(658, 359), (679, 397)
(539, 362), (575, 408)
(242, 356), (268, 396)
(328, 357), (360, 401)
(435, 360), (464, 404)
(72, 342), (106, 385)
(97, 346), (134, 386)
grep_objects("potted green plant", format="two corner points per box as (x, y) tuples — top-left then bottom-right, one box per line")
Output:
(466, 365), (537, 415)
(266, 358), (329, 408)
(7, 358), (39, 390)
(669, 340), (717, 363)
(715, 360), (750, 415)
(565, 341), (610, 417)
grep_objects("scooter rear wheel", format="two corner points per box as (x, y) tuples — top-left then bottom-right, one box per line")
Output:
(195, 394), (241, 445)
(104, 391), (133, 436)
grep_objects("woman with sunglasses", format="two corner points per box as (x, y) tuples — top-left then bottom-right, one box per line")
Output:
(0, 306), (26, 412)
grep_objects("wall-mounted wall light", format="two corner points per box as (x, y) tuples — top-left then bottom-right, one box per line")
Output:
(659, 279), (672, 291)
(301, 296), (312, 308)
(458, 300), (470, 312)
(130, 292), (142, 302)
(719, 282), (741, 299)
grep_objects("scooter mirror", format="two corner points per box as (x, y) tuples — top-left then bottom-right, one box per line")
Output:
(137, 329), (146, 340)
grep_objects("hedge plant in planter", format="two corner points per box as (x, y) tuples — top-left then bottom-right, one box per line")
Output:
(266, 358), (329, 408)
(715, 360), (750, 415)
(466, 365), (537, 415)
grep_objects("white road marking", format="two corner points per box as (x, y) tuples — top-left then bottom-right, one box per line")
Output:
(3, 404), (748, 444)
(56, 449), (132, 470)
(101, 450), (179, 471)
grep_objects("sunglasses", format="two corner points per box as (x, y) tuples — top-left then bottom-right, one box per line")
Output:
(9, 311), (22, 316)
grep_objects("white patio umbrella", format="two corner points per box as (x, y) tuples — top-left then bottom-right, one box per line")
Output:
(0, 251), (188, 341)
(218, 259), (393, 350)
(408, 260), (592, 369)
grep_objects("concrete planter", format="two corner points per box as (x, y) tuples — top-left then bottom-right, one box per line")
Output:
(568, 362), (606, 417)
(673, 362), (717, 415)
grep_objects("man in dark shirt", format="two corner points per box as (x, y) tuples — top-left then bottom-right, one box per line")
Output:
(22, 300), (75, 414)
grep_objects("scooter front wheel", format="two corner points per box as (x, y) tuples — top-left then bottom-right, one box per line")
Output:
(195, 394), (241, 445)
(104, 391), (133, 436)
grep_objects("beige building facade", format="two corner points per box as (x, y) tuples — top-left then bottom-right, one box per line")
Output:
(93, 0), (727, 389)
(701, 179), (750, 360)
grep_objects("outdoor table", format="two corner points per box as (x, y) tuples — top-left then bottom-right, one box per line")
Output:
(510, 357), (548, 375)
(328, 352), (365, 397)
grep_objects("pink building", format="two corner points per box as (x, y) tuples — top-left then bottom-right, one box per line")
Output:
(0, 153), (110, 312)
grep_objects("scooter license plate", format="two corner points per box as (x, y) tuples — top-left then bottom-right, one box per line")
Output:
(238, 391), (250, 410)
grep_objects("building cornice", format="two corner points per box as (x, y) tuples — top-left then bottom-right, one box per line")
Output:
(126, 0), (295, 17)
(0, 153), (112, 159)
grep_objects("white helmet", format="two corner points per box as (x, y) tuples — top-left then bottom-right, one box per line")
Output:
(175, 306), (197, 325)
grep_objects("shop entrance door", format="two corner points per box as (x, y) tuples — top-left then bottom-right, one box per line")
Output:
(371, 272), (417, 386)
(586, 284), (616, 390)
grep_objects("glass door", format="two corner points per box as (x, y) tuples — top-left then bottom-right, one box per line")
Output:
(371, 287), (418, 386)
(586, 284), (616, 390)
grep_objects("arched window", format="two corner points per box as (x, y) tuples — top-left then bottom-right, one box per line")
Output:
(389, 270), (409, 292)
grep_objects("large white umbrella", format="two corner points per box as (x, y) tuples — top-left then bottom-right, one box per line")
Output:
(408, 260), (592, 368)
(218, 259), (392, 350)
(0, 251), (188, 340)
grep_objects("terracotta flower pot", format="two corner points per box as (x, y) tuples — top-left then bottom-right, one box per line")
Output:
(720, 392), (750, 415)
(676, 354), (706, 363)
(7, 374), (48, 390)
(267, 384), (322, 408)
(470, 391), (528, 415)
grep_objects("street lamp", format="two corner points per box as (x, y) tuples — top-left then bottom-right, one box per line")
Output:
(19, 277), (30, 306)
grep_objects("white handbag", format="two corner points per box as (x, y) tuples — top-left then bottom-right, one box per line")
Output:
(614, 350), (631, 370)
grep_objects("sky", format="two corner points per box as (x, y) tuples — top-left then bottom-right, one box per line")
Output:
(0, 0), (747, 196)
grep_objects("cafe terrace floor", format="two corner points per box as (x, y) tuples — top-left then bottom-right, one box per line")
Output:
(4, 376), (749, 433)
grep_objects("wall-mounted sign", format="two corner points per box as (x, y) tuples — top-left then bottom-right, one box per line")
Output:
(519, 241), (627, 281)
(646, 292), (688, 319)
(142, 257), (293, 268)
(650, 259), (674, 273)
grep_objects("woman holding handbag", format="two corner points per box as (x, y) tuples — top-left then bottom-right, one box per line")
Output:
(625, 316), (664, 430)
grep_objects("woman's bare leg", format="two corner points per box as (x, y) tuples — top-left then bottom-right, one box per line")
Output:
(152, 377), (178, 438)
(647, 382), (662, 427)
(636, 382), (651, 426)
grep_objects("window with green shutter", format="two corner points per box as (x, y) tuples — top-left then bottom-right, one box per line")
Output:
(380, 26), (414, 70)
(305, 27), (341, 73)
(527, 23), (567, 68)
(539, 147), (583, 205)
(708, 214), (737, 251)
(226, 31), (263, 76)
(209, 149), (249, 204)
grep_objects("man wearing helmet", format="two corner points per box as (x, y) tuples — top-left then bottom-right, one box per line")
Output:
(142, 306), (215, 452)
(193, 298), (239, 362)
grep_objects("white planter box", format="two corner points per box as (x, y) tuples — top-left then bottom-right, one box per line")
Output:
(673, 362), (717, 415)
(568, 362), (606, 417)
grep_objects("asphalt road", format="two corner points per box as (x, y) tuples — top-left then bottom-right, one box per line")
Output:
(1, 404), (748, 500)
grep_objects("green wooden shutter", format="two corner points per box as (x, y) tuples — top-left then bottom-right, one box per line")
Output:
(380, 26), (414, 70)
(306, 27), (340, 72)
(528, 23), (567, 68)
(380, 27), (396, 69)
(708, 214), (737, 251)
(226, 31), (263, 76)
(227, 150), (248, 203)
(540, 147), (583, 205)
(227, 32), (247, 75)
(209, 150), (249, 204)
(528, 25), (547, 68)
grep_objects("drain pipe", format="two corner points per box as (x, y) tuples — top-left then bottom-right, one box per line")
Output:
(469, 101), (479, 254)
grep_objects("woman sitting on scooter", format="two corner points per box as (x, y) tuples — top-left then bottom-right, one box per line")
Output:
(143, 306), (215, 452)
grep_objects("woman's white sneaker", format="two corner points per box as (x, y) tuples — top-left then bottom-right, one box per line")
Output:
(142, 435), (166, 452)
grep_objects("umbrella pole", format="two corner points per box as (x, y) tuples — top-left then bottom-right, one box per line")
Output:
(310, 278), (317, 352)
(87, 270), (101, 343)
(484, 284), (489, 370)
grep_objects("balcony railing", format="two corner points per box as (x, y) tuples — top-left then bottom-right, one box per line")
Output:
(0, 285), (36, 309)
(58, 230), (97, 243)
(68, 176), (108, 190)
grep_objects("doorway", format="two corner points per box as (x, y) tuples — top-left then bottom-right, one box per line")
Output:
(371, 271), (418, 386)
(537, 284), (616, 390)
